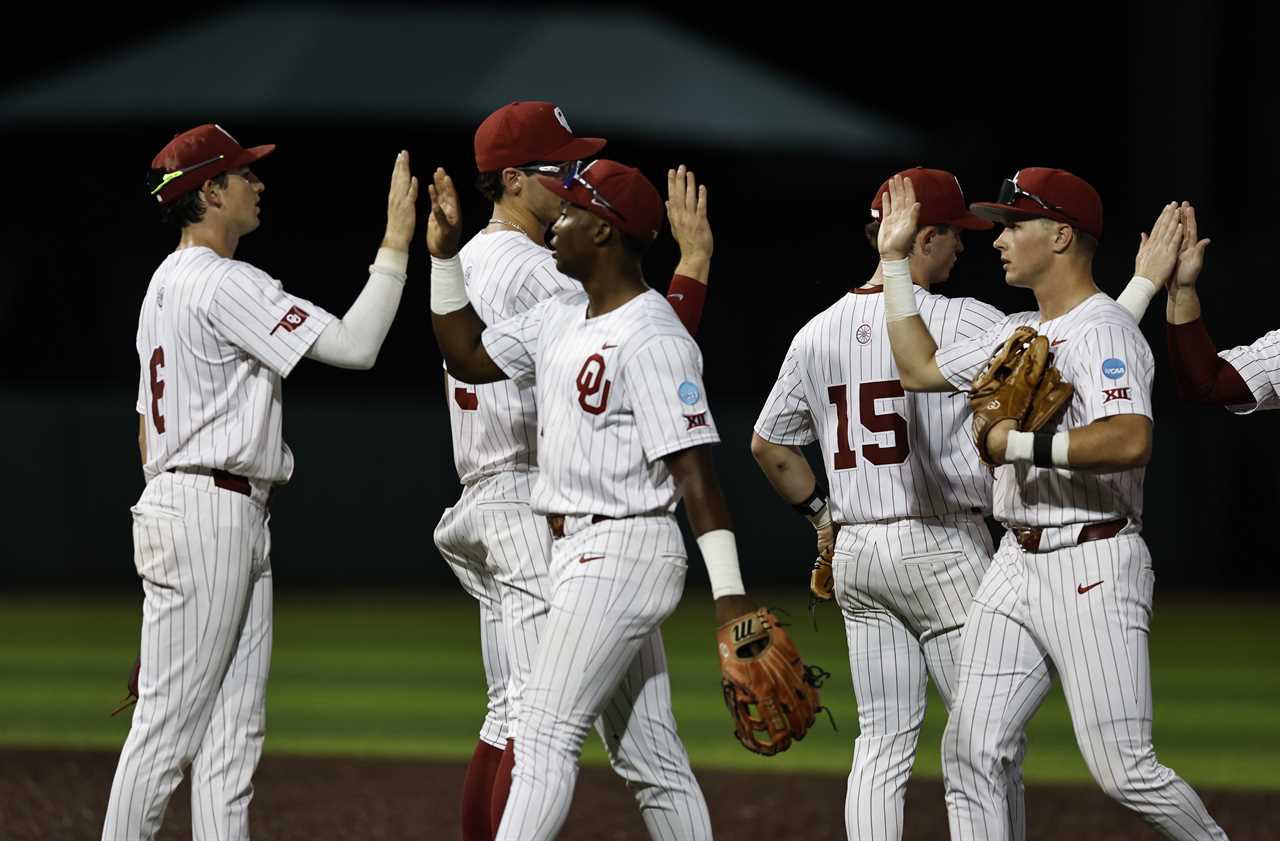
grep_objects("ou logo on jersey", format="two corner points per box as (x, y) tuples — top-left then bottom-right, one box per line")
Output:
(576, 353), (612, 415)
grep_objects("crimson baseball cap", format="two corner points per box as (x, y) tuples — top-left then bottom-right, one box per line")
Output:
(870, 167), (992, 230)
(149, 124), (274, 206)
(538, 160), (664, 242)
(970, 167), (1104, 240)
(474, 101), (606, 172)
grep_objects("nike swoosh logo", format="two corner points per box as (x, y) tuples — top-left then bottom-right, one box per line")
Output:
(1077, 580), (1104, 594)
(579, 554), (605, 564)
(601, 343), (618, 349)
(668, 293), (685, 301)
(1051, 338), (1067, 347)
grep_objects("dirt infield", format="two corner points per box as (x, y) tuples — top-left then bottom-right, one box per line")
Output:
(3, 747), (1273, 840)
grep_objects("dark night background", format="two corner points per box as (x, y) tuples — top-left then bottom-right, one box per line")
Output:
(0, 1), (1274, 592)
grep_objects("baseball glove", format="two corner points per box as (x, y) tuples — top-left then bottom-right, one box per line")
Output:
(968, 326), (1073, 464)
(111, 655), (140, 717)
(717, 608), (827, 756)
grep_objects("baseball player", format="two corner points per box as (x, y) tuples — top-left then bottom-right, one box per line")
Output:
(105, 124), (418, 841)
(433, 101), (714, 841)
(875, 171), (1227, 840)
(428, 159), (757, 841)
(750, 168), (1029, 841)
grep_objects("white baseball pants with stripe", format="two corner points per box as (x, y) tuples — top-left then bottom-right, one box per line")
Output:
(833, 514), (1025, 841)
(943, 531), (1227, 840)
(493, 513), (712, 841)
(103, 471), (273, 841)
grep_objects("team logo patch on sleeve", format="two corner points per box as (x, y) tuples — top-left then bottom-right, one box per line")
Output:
(1102, 387), (1132, 403)
(685, 412), (709, 429)
(270, 305), (310, 336)
(678, 381), (702, 405)
(1102, 358), (1127, 379)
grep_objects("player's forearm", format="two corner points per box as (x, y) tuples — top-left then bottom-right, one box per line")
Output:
(673, 251), (710, 286)
(749, 434), (815, 505)
(667, 274), (707, 335)
(993, 415), (1152, 472)
(1166, 319), (1252, 404)
(137, 414), (146, 466)
(306, 248), (407, 370)
(430, 309), (505, 384)
(1166, 284), (1203, 325)
(880, 258), (951, 391)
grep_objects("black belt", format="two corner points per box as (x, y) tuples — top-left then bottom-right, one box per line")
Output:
(1012, 518), (1126, 553)
(167, 467), (254, 498)
(546, 514), (613, 540)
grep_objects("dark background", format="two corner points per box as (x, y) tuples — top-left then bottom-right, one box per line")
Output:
(1, 1), (1275, 591)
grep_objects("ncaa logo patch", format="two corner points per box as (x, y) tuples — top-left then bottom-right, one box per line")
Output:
(678, 381), (701, 405)
(1102, 358), (1127, 380)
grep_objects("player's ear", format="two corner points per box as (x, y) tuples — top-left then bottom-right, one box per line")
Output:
(200, 179), (223, 209)
(1049, 221), (1074, 255)
(917, 226), (937, 255)
(503, 168), (523, 196)
(592, 218), (614, 247)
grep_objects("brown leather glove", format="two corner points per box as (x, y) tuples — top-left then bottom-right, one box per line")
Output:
(968, 326), (1073, 464)
(716, 608), (826, 756)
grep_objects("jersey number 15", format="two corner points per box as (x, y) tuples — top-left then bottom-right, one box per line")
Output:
(827, 380), (909, 470)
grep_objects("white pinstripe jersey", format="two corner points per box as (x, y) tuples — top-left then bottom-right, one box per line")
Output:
(134, 246), (334, 484)
(935, 293), (1154, 530)
(1219, 328), (1280, 413)
(447, 230), (577, 483)
(482, 288), (720, 517)
(755, 286), (1004, 524)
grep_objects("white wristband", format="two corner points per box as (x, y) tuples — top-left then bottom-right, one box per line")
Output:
(1116, 275), (1157, 322)
(1052, 431), (1070, 467)
(696, 529), (746, 599)
(881, 258), (919, 322)
(430, 255), (469, 315)
(373, 247), (409, 277)
(1004, 430), (1035, 464)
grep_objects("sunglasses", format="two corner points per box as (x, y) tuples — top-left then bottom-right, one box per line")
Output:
(516, 162), (572, 179)
(149, 153), (227, 196)
(560, 160), (626, 221)
(997, 176), (1078, 224)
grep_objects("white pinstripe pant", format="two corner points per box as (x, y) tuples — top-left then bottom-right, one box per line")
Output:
(103, 472), (273, 841)
(943, 531), (1227, 840)
(434, 472), (552, 748)
(494, 514), (712, 841)
(833, 514), (1025, 841)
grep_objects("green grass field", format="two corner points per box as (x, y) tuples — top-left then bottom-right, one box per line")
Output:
(2, 590), (1276, 788)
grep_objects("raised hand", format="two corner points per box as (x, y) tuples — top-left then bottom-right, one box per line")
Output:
(1133, 201), (1182, 290)
(1171, 202), (1211, 298)
(667, 165), (712, 260)
(382, 150), (418, 252)
(426, 167), (462, 259)
(877, 174), (920, 261)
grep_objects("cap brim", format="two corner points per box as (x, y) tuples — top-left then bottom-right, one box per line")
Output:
(543, 137), (606, 164)
(538, 175), (594, 215)
(230, 143), (276, 168)
(948, 212), (995, 231)
(969, 202), (1048, 227)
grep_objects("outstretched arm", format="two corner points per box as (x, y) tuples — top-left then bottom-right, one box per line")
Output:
(665, 446), (756, 624)
(426, 167), (507, 384)
(877, 175), (955, 392)
(665, 165), (712, 333)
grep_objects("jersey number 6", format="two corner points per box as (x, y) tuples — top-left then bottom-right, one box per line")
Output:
(827, 379), (910, 470)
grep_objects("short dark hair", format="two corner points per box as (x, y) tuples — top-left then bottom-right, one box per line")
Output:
(149, 170), (229, 228)
(476, 170), (505, 202)
(863, 220), (949, 255)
